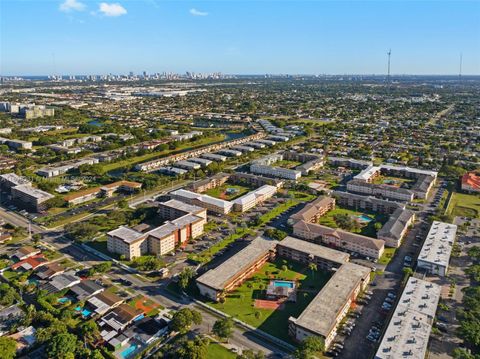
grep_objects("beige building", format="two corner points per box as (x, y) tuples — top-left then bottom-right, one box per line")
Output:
(293, 221), (385, 259)
(107, 200), (207, 260)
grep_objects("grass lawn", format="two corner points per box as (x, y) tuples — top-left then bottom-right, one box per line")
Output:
(378, 247), (397, 265)
(205, 184), (252, 201)
(371, 175), (415, 187)
(206, 258), (331, 343)
(318, 206), (388, 238)
(207, 343), (236, 359)
(448, 192), (480, 219)
(128, 295), (163, 315)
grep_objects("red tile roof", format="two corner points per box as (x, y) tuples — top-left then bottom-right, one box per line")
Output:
(462, 172), (480, 190)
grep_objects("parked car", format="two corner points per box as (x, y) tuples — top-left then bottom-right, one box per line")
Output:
(387, 292), (397, 299)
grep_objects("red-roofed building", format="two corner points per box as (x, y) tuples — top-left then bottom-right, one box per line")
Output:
(11, 254), (48, 271)
(461, 172), (480, 194)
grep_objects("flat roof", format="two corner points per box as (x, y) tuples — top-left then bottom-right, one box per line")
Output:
(197, 237), (278, 291)
(0, 173), (31, 186)
(291, 262), (370, 337)
(12, 184), (54, 201)
(354, 165), (381, 181)
(375, 277), (441, 359)
(418, 221), (457, 268)
(107, 226), (145, 244)
(278, 236), (349, 264)
(171, 189), (233, 209)
(160, 199), (204, 214)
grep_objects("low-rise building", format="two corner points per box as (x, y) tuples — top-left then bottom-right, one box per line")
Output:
(196, 237), (278, 301)
(107, 200), (207, 259)
(293, 220), (385, 259)
(289, 261), (370, 348)
(346, 179), (415, 202)
(232, 185), (277, 212)
(461, 171), (480, 193)
(377, 208), (415, 247)
(333, 191), (404, 215)
(417, 221), (457, 276)
(288, 196), (335, 225)
(375, 277), (441, 359)
(11, 184), (54, 212)
(170, 188), (233, 214)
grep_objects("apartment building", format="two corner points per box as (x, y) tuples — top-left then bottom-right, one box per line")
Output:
(417, 221), (457, 276)
(0, 156), (17, 171)
(64, 181), (142, 206)
(250, 164), (301, 181)
(0, 173), (31, 190)
(232, 185), (277, 212)
(332, 191), (404, 215)
(277, 236), (349, 271)
(11, 185), (54, 212)
(188, 173), (230, 193)
(107, 200), (207, 260)
(346, 179), (415, 202)
(288, 196), (336, 225)
(196, 237), (278, 301)
(293, 221), (385, 259)
(289, 261), (370, 348)
(375, 278), (441, 359)
(170, 189), (233, 214)
(327, 156), (373, 170)
(0, 137), (33, 151)
(377, 208), (415, 247)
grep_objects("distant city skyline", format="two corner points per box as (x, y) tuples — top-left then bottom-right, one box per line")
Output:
(1, 0), (479, 76)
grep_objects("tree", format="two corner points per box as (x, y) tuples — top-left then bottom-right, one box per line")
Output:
(294, 336), (325, 358)
(170, 308), (202, 334)
(212, 318), (234, 342)
(47, 333), (79, 359)
(78, 320), (100, 343)
(0, 337), (17, 359)
(0, 283), (17, 307)
(117, 198), (129, 210)
(281, 264), (288, 273)
(175, 336), (209, 359)
(237, 350), (266, 359)
(178, 267), (196, 290)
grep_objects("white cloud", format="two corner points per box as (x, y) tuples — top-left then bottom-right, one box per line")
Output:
(59, 0), (86, 12)
(190, 8), (208, 16)
(99, 2), (127, 17)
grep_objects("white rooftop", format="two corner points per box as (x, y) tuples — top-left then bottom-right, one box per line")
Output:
(375, 277), (441, 359)
(354, 165), (381, 181)
(418, 221), (457, 268)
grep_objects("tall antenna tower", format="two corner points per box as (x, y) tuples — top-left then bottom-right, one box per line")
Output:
(387, 49), (392, 82)
(459, 53), (463, 79)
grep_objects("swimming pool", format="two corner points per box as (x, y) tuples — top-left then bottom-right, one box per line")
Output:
(58, 297), (70, 304)
(356, 214), (373, 223)
(272, 280), (295, 288)
(121, 344), (139, 359)
(74, 306), (92, 317)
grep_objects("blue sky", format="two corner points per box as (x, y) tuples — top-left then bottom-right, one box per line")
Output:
(1, 0), (479, 75)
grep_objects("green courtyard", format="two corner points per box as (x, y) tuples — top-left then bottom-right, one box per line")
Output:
(317, 206), (388, 238)
(205, 184), (252, 201)
(371, 175), (415, 188)
(275, 159), (302, 169)
(447, 192), (480, 219)
(206, 258), (331, 343)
